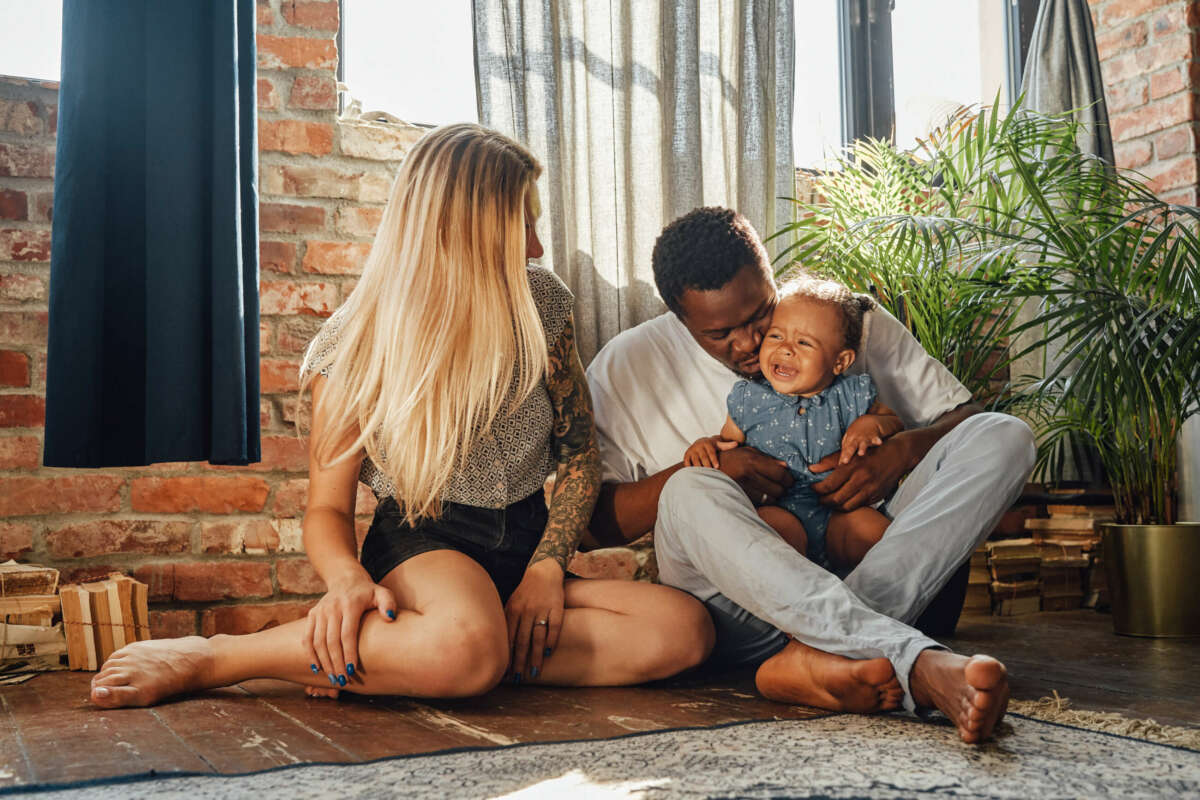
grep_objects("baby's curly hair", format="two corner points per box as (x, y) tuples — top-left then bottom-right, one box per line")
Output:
(778, 273), (877, 352)
(652, 207), (769, 316)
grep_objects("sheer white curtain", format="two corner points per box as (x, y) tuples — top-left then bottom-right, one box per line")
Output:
(474, 0), (794, 362)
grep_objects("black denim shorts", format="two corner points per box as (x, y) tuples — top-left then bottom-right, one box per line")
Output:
(360, 490), (549, 604)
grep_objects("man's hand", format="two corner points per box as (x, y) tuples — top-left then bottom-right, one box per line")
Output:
(717, 446), (794, 504)
(811, 432), (916, 511)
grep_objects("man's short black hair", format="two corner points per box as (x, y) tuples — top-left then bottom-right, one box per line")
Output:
(652, 206), (770, 316)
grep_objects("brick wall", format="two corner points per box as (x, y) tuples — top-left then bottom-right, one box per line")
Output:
(0, 0), (647, 640)
(1090, 0), (1200, 203)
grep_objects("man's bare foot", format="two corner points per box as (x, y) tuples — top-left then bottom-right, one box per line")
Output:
(90, 637), (216, 709)
(755, 639), (903, 713)
(909, 650), (1009, 744)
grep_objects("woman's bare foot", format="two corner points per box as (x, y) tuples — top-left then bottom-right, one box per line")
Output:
(909, 650), (1009, 744)
(305, 685), (341, 699)
(755, 639), (903, 713)
(90, 637), (217, 709)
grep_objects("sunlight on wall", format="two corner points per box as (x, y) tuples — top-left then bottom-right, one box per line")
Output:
(0, 0), (62, 81)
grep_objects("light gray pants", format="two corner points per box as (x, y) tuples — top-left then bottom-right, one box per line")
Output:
(653, 412), (1036, 711)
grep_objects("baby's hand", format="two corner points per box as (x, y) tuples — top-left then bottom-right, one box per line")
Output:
(684, 436), (738, 469)
(839, 414), (903, 464)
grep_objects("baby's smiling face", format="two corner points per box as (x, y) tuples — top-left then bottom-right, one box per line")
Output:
(758, 295), (856, 397)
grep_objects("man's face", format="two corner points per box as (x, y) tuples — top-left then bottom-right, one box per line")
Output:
(676, 265), (777, 376)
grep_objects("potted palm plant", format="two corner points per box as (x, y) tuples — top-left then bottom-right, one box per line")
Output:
(774, 104), (1200, 636)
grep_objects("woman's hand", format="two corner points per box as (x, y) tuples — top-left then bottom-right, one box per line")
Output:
(504, 558), (565, 682)
(302, 566), (396, 687)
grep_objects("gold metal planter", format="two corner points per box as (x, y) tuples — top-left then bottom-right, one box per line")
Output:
(1102, 523), (1200, 637)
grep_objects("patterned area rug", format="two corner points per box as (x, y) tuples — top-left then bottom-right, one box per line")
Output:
(11, 713), (1200, 799)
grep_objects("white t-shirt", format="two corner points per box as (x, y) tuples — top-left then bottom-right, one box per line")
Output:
(586, 309), (972, 484)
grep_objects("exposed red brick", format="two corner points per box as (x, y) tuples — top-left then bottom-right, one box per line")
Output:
(32, 192), (52, 223)
(0, 436), (40, 469)
(288, 74), (337, 110)
(302, 241), (371, 275)
(0, 143), (54, 178)
(260, 202), (326, 234)
(0, 350), (30, 386)
(1110, 94), (1193, 141)
(1095, 19), (1148, 60)
(257, 35), (338, 71)
(260, 240), (298, 274)
(0, 475), (124, 516)
(45, 520), (191, 559)
(1154, 125), (1196, 160)
(1099, 0), (1175, 27)
(278, 394), (311, 427)
(0, 99), (40, 135)
(1160, 187), (1198, 205)
(259, 280), (338, 316)
(281, 0), (339, 31)
(201, 519), (281, 554)
(175, 562), (273, 602)
(1107, 79), (1148, 113)
(333, 206), (383, 238)
(149, 609), (196, 639)
(260, 318), (271, 354)
(257, 78), (279, 112)
(257, 0), (275, 27)
(1143, 153), (1199, 192)
(259, 120), (334, 156)
(0, 229), (51, 261)
(60, 564), (123, 586)
(1149, 66), (1187, 99)
(44, 104), (56, 138)
(272, 478), (308, 517)
(260, 358), (301, 393)
(130, 476), (269, 513)
(277, 558), (326, 594)
(0, 312), (47, 346)
(260, 398), (274, 429)
(0, 189), (27, 220)
(0, 395), (45, 427)
(1150, 6), (1185, 37)
(568, 548), (638, 580)
(261, 164), (392, 203)
(200, 600), (313, 636)
(0, 522), (33, 560)
(0, 273), (44, 303)
(276, 315), (322, 353)
(1134, 32), (1194, 74)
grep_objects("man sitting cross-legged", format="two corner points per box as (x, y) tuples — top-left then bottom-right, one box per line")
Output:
(585, 207), (1036, 743)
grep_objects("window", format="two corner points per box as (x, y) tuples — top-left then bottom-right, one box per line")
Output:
(795, 0), (1037, 166)
(0, 0), (62, 81)
(340, 0), (477, 126)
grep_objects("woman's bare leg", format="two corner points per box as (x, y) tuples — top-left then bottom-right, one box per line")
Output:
(90, 551), (511, 708)
(527, 579), (715, 686)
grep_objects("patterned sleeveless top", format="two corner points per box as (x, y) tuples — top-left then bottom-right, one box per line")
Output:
(302, 266), (574, 509)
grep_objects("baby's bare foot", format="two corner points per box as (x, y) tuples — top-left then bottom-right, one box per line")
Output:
(910, 650), (1009, 743)
(756, 640), (903, 713)
(89, 637), (217, 709)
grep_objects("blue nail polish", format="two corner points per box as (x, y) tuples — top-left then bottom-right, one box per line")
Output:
(346, 663), (355, 676)
(531, 666), (539, 679)
(337, 674), (347, 687)
(310, 664), (319, 674)
(327, 673), (337, 686)
(544, 647), (552, 657)
(386, 609), (396, 620)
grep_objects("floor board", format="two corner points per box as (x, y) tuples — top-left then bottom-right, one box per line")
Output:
(0, 608), (1195, 789)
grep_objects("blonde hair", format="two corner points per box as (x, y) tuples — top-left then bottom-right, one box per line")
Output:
(301, 124), (548, 525)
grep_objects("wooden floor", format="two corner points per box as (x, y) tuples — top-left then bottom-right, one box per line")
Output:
(0, 609), (1196, 789)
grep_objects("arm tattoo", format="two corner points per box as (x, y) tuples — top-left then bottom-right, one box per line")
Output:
(531, 316), (601, 572)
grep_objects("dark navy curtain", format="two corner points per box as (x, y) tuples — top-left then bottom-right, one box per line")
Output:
(44, 0), (261, 467)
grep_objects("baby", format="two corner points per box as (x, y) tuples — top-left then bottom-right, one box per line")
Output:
(684, 275), (902, 569)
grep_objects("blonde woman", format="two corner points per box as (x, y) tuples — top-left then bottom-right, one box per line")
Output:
(88, 125), (714, 708)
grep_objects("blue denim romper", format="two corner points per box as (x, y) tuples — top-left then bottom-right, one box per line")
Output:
(727, 373), (877, 565)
